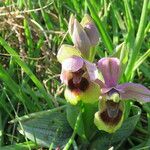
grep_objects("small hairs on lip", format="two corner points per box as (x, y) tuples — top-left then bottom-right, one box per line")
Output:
(68, 77), (89, 92)
(99, 101), (122, 125)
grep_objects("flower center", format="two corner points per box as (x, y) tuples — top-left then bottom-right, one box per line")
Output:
(107, 89), (120, 103)
(99, 101), (122, 125)
(68, 77), (89, 92)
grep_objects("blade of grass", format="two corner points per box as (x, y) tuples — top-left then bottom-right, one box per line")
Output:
(71, 0), (80, 14)
(111, 8), (119, 45)
(125, 0), (149, 81)
(133, 49), (150, 71)
(38, 0), (53, 30)
(0, 111), (2, 147)
(0, 92), (14, 118)
(0, 37), (54, 107)
(0, 64), (35, 112)
(123, 0), (134, 33)
(86, 0), (113, 53)
(111, 3), (126, 34)
(27, 0), (39, 22)
(23, 18), (33, 57)
(123, 0), (135, 52)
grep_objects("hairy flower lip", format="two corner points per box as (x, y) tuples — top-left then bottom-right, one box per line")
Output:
(94, 99), (124, 133)
(101, 100), (123, 125)
(68, 77), (89, 93)
(99, 107), (122, 125)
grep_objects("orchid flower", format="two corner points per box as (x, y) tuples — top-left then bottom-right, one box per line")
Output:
(94, 57), (150, 133)
(56, 14), (100, 105)
(57, 45), (100, 105)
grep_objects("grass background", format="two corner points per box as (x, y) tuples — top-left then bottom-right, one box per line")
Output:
(0, 0), (150, 149)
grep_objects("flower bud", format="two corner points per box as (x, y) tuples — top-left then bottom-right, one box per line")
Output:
(72, 19), (91, 58)
(81, 14), (99, 46)
(68, 16), (91, 58)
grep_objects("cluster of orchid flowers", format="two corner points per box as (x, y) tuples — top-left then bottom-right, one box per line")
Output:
(57, 14), (150, 133)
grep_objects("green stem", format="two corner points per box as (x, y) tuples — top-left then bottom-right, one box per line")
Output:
(125, 0), (149, 81)
(89, 47), (96, 62)
(63, 111), (82, 150)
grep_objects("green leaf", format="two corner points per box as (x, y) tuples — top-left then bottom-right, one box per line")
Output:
(18, 110), (72, 149)
(66, 103), (86, 139)
(90, 105), (141, 150)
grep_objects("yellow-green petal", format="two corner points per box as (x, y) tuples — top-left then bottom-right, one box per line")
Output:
(81, 82), (100, 104)
(64, 88), (81, 105)
(94, 111), (124, 133)
(57, 44), (81, 63)
(81, 14), (93, 27)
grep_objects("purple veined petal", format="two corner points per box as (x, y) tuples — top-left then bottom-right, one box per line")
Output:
(72, 19), (91, 58)
(101, 87), (114, 94)
(81, 14), (99, 46)
(97, 57), (121, 88)
(84, 23), (99, 46)
(116, 83), (150, 102)
(84, 60), (98, 81)
(62, 56), (84, 72)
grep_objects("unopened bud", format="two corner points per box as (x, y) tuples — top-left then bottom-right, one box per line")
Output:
(81, 14), (99, 46)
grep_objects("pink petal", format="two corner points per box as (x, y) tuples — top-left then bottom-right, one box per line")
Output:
(84, 23), (99, 46)
(60, 70), (73, 85)
(101, 87), (113, 94)
(81, 14), (99, 46)
(62, 56), (84, 72)
(84, 60), (98, 81)
(97, 58), (121, 87)
(116, 83), (150, 102)
(72, 19), (91, 58)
